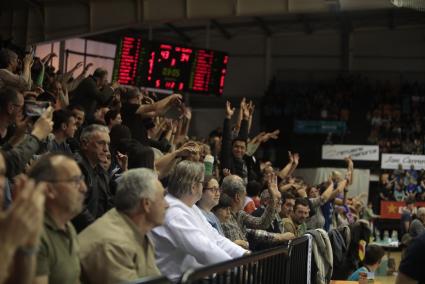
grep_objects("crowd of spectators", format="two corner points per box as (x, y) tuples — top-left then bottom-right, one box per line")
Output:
(379, 166), (425, 203)
(1, 46), (424, 284)
(367, 81), (425, 154)
(262, 75), (354, 122)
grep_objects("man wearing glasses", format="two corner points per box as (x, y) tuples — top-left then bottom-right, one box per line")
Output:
(28, 153), (87, 284)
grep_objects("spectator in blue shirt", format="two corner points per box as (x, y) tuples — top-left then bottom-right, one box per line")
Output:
(347, 244), (385, 281)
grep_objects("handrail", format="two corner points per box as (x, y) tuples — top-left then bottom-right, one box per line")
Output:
(181, 245), (289, 283)
(125, 275), (171, 284)
(129, 235), (312, 284)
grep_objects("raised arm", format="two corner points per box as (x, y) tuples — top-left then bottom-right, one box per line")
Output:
(220, 101), (235, 170)
(135, 93), (182, 118)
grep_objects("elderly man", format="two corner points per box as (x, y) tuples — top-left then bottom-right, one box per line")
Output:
(78, 168), (168, 284)
(28, 154), (87, 284)
(72, 124), (113, 232)
(151, 160), (247, 283)
(221, 174), (294, 250)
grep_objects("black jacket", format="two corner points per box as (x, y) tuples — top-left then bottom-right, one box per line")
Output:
(71, 153), (113, 232)
(70, 76), (113, 120)
(1, 134), (40, 178)
(220, 118), (261, 183)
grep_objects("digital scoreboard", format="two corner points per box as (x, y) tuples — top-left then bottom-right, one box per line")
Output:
(112, 36), (228, 96)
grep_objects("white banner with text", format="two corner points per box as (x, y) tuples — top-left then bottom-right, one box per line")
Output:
(381, 154), (425, 170)
(322, 145), (379, 161)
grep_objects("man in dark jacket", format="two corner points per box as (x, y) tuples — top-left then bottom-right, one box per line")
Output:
(71, 124), (113, 232)
(220, 101), (261, 184)
(70, 68), (114, 123)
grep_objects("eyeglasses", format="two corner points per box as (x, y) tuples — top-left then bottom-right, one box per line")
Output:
(12, 103), (24, 109)
(205, 187), (221, 194)
(44, 175), (85, 188)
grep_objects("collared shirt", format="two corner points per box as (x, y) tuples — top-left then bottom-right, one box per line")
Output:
(47, 135), (73, 155)
(151, 194), (247, 283)
(78, 208), (160, 284)
(200, 208), (225, 236)
(282, 217), (307, 238)
(221, 204), (275, 242)
(36, 213), (80, 284)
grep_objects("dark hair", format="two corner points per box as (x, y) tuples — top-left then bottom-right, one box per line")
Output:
(120, 87), (140, 103)
(363, 245), (385, 266)
(0, 48), (17, 69)
(68, 104), (85, 113)
(104, 110), (120, 126)
(281, 192), (296, 204)
(246, 180), (262, 197)
(127, 144), (155, 170)
(202, 175), (215, 190)
(294, 198), (310, 210)
(0, 87), (20, 112)
(53, 109), (74, 131)
(212, 193), (233, 212)
(231, 138), (247, 147)
(110, 125), (132, 153)
(92, 68), (108, 79)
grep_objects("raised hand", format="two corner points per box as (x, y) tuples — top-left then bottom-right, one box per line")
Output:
(31, 106), (54, 141)
(1, 176), (47, 249)
(222, 168), (231, 177)
(74, 61), (84, 70)
(288, 151), (294, 164)
(247, 101), (255, 117)
(225, 101), (235, 119)
(84, 62), (94, 71)
(23, 52), (34, 65)
(116, 151), (128, 172)
(293, 153), (300, 166)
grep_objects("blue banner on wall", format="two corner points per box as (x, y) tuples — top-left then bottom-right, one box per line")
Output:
(294, 120), (347, 134)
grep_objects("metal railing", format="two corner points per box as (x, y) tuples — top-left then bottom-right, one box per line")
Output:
(127, 235), (312, 284)
(181, 235), (312, 284)
(287, 234), (313, 284)
(126, 276), (171, 284)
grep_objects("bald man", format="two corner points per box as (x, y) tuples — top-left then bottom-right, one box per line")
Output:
(28, 154), (87, 284)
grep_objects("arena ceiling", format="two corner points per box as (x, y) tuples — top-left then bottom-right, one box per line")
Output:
(1, 0), (424, 46)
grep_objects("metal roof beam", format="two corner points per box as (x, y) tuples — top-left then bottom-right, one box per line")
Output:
(211, 19), (232, 40)
(164, 22), (192, 43)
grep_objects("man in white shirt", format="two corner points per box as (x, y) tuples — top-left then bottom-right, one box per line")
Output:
(151, 160), (248, 283)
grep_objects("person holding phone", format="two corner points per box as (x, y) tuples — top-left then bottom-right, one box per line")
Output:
(0, 48), (32, 91)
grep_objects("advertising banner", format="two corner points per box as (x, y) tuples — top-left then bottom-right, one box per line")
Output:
(322, 145), (379, 161)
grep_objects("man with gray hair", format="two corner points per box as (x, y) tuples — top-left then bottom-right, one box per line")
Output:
(151, 160), (247, 283)
(72, 124), (113, 232)
(78, 168), (168, 284)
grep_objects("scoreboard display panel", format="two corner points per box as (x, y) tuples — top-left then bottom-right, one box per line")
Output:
(113, 36), (228, 96)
